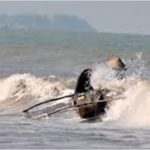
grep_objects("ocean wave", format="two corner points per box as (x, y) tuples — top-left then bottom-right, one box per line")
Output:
(0, 52), (149, 127)
(0, 73), (74, 114)
(91, 52), (150, 127)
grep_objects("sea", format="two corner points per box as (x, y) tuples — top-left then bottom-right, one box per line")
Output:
(0, 31), (150, 149)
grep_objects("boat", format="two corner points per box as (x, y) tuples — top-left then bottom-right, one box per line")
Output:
(73, 68), (108, 119)
(23, 68), (115, 120)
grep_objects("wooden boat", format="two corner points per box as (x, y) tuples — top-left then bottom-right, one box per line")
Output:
(23, 68), (108, 120)
(73, 69), (107, 119)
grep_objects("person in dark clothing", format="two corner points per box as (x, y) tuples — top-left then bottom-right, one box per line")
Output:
(73, 68), (107, 119)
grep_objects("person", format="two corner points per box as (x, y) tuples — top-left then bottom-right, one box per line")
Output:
(73, 68), (107, 119)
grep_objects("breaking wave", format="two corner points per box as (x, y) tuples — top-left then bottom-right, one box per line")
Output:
(0, 52), (149, 127)
(91, 52), (150, 127)
(0, 74), (74, 114)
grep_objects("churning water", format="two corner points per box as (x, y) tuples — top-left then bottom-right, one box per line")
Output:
(0, 32), (150, 148)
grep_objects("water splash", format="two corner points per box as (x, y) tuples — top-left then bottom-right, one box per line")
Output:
(0, 52), (149, 127)
(90, 53), (150, 127)
(0, 73), (73, 113)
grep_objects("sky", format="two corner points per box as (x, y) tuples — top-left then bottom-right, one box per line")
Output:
(0, 1), (150, 35)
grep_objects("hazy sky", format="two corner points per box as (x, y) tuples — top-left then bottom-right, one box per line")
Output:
(0, 1), (150, 35)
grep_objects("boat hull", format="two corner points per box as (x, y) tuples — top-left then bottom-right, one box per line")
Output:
(75, 102), (106, 119)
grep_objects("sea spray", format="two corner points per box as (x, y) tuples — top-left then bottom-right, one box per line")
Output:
(0, 73), (73, 113)
(117, 80), (150, 127)
(90, 54), (150, 127)
(0, 52), (149, 127)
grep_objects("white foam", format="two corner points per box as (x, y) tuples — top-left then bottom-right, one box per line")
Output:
(90, 58), (150, 127)
(98, 77), (150, 128)
(0, 52), (150, 127)
(0, 73), (70, 101)
(117, 80), (150, 127)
